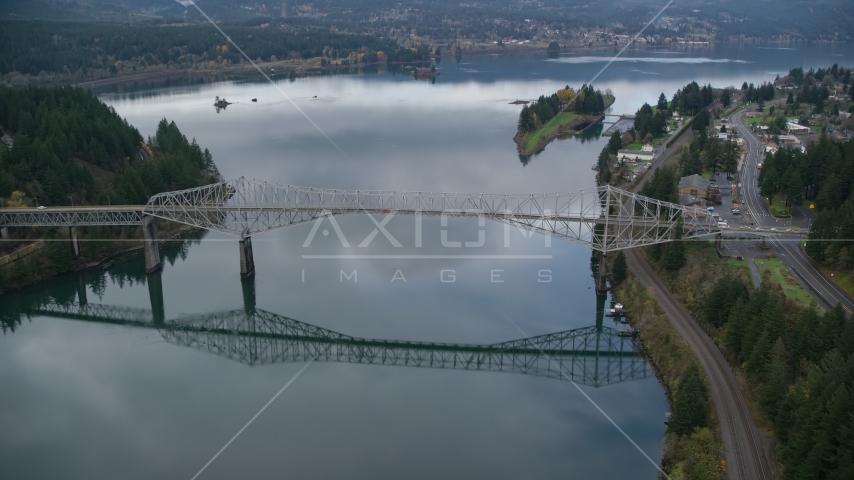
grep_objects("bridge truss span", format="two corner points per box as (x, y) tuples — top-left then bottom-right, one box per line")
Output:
(0, 208), (144, 227)
(144, 177), (720, 251)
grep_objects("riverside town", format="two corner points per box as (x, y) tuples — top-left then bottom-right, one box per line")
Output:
(1, 1), (853, 479)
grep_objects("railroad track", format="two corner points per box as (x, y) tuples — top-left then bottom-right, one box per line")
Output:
(626, 249), (770, 480)
(620, 116), (771, 479)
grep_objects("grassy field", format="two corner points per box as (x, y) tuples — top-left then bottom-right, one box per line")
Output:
(524, 111), (581, 152)
(650, 101), (671, 113)
(756, 258), (816, 308)
(798, 243), (854, 298)
(626, 143), (643, 150)
(767, 193), (792, 218)
(744, 117), (764, 126)
(728, 258), (753, 278)
(702, 171), (713, 180)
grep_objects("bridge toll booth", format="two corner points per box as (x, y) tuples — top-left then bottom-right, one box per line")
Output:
(141, 216), (162, 273)
(147, 269), (165, 325)
(68, 226), (81, 258)
(595, 252), (609, 297)
(239, 235), (255, 278)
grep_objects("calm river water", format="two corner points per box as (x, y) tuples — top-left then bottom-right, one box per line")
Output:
(1, 44), (850, 479)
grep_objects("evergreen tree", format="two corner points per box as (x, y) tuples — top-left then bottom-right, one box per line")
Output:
(668, 364), (709, 435)
(657, 92), (668, 111)
(44, 229), (73, 274)
(692, 108), (711, 131)
(760, 338), (789, 418)
(607, 131), (622, 155)
(665, 217), (686, 271)
(720, 88), (731, 107)
(760, 166), (779, 198)
(705, 276), (748, 327)
(725, 297), (748, 355)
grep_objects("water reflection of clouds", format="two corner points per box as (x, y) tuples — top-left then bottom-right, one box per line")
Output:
(547, 56), (751, 64)
(627, 69), (661, 75)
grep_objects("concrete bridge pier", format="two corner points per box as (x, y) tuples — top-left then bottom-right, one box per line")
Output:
(595, 252), (609, 297)
(239, 236), (255, 278)
(68, 226), (81, 258)
(141, 216), (162, 273)
(0, 226), (9, 240)
(147, 269), (165, 325)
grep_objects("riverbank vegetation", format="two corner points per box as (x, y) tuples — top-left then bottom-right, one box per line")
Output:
(610, 255), (725, 480)
(0, 85), (221, 294)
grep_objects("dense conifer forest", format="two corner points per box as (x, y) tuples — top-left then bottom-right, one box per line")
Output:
(0, 85), (221, 206)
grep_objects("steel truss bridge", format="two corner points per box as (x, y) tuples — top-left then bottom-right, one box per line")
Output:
(0, 177), (724, 252)
(28, 302), (651, 387)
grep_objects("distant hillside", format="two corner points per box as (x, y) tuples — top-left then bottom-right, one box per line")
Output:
(2, 0), (851, 41)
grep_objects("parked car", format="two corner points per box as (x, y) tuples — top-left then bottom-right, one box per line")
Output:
(37, 206), (46, 210)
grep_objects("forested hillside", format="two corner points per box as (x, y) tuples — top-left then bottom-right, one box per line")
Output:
(705, 276), (854, 479)
(0, 85), (221, 207)
(787, 137), (854, 265)
(0, 20), (429, 79)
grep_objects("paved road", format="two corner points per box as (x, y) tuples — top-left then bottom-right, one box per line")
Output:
(625, 124), (773, 480)
(729, 107), (854, 314)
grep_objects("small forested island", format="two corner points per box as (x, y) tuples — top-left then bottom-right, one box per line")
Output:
(514, 84), (614, 156)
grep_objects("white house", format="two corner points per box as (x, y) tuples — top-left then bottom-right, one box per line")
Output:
(618, 149), (654, 162)
(787, 122), (810, 135)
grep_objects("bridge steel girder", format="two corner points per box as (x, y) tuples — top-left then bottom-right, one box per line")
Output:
(143, 177), (721, 252)
(0, 209), (145, 227)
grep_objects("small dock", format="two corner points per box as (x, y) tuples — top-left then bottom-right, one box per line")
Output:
(602, 115), (635, 137)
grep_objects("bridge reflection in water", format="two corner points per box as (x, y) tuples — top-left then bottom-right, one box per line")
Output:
(18, 274), (651, 388)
